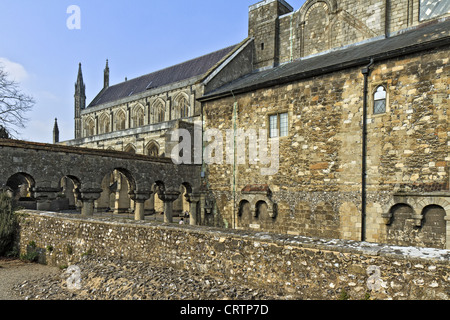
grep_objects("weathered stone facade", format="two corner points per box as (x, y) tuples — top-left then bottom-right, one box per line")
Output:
(16, 211), (450, 300)
(57, 0), (450, 250)
(0, 139), (201, 223)
(201, 42), (449, 249)
(249, 0), (450, 70)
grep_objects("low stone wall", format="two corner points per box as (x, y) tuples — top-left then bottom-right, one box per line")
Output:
(16, 210), (450, 300)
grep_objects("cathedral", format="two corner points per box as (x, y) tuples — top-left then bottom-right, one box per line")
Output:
(61, 0), (450, 249)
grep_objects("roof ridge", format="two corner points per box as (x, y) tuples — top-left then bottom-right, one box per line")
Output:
(108, 44), (238, 89)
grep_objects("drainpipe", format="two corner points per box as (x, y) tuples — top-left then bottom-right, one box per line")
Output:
(361, 58), (374, 242)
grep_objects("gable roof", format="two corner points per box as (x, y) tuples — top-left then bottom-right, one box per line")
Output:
(200, 18), (450, 101)
(87, 45), (237, 108)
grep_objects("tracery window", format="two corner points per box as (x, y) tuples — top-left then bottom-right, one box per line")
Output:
(156, 102), (165, 123)
(85, 118), (95, 137)
(175, 95), (190, 119)
(115, 110), (126, 131)
(99, 113), (110, 134)
(132, 106), (145, 128)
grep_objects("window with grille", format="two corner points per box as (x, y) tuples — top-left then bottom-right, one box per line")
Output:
(373, 86), (387, 114)
(269, 112), (288, 138)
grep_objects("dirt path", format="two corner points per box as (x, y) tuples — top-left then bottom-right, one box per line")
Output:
(0, 258), (60, 300)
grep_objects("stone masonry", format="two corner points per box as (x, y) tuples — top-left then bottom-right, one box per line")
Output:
(15, 210), (450, 300)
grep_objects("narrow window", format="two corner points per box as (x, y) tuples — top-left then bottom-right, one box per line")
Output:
(269, 112), (288, 138)
(261, 43), (265, 51)
(373, 86), (387, 114)
(279, 113), (288, 137)
(269, 114), (278, 138)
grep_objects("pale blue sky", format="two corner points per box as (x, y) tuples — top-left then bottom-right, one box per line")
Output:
(0, 0), (305, 143)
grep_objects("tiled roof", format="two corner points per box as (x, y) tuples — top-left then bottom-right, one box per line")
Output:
(87, 45), (237, 108)
(201, 18), (450, 100)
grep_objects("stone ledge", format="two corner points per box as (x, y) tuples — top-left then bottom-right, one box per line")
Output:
(19, 210), (450, 263)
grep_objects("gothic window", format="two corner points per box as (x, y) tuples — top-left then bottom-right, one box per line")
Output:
(85, 118), (95, 137)
(115, 110), (126, 131)
(151, 101), (166, 124)
(156, 102), (165, 123)
(269, 112), (288, 138)
(177, 96), (190, 119)
(124, 144), (136, 154)
(132, 106), (145, 128)
(373, 86), (387, 115)
(99, 113), (110, 134)
(146, 141), (159, 157)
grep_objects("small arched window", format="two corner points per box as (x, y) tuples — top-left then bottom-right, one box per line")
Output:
(373, 86), (387, 114)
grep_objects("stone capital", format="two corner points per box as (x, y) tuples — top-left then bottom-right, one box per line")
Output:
(32, 187), (60, 200)
(80, 188), (103, 201)
(130, 191), (153, 202)
(159, 191), (180, 203)
(186, 193), (201, 203)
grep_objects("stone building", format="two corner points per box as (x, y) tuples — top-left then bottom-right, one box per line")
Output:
(62, 0), (450, 249)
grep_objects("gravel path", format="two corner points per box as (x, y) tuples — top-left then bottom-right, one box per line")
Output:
(1, 256), (295, 300)
(0, 258), (60, 300)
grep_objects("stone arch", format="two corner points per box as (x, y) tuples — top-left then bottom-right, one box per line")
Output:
(150, 180), (168, 215)
(151, 98), (166, 124)
(145, 140), (160, 157)
(419, 205), (446, 249)
(299, 0), (337, 21)
(173, 92), (190, 119)
(238, 199), (252, 225)
(84, 116), (95, 137)
(115, 109), (127, 131)
(131, 104), (145, 128)
(102, 168), (136, 214)
(302, 1), (333, 57)
(416, 197), (450, 218)
(255, 200), (267, 218)
(172, 182), (191, 218)
(124, 144), (136, 154)
(60, 175), (82, 210)
(386, 203), (416, 247)
(98, 112), (110, 134)
(6, 172), (36, 207)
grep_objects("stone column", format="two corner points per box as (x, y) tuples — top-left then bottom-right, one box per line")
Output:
(33, 187), (59, 211)
(445, 216), (450, 250)
(159, 191), (180, 223)
(131, 192), (152, 221)
(187, 193), (201, 226)
(80, 189), (102, 217)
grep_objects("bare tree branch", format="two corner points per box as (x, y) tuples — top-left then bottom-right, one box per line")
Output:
(0, 66), (35, 138)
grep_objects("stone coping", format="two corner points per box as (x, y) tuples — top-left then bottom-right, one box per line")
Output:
(18, 210), (450, 263)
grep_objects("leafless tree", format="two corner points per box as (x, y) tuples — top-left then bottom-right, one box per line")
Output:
(0, 65), (34, 138)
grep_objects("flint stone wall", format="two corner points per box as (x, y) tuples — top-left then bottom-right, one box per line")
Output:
(17, 210), (450, 300)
